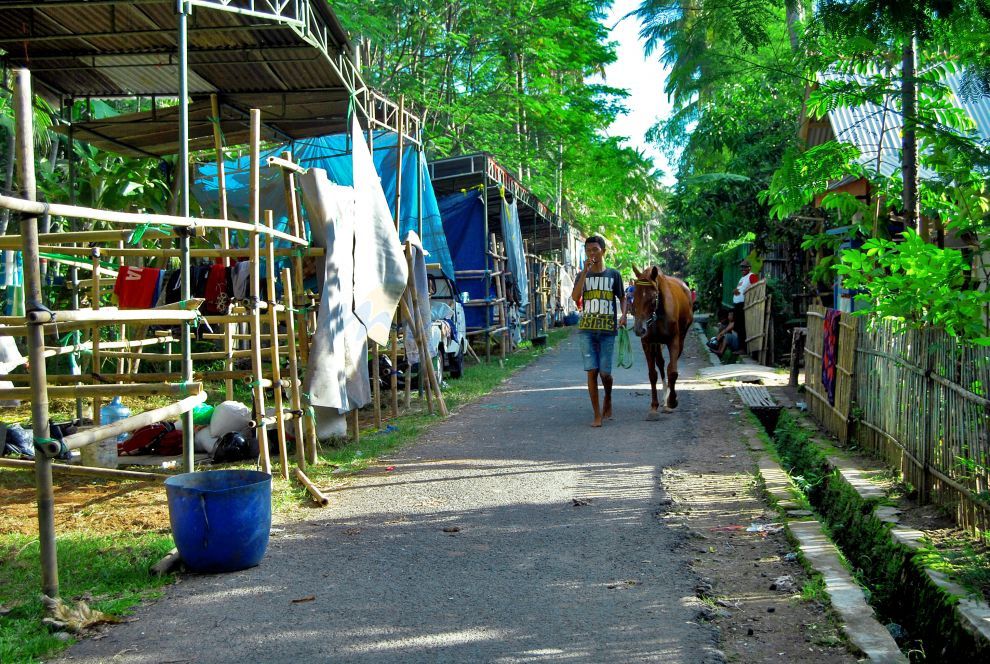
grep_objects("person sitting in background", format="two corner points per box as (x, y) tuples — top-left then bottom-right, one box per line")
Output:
(707, 309), (739, 358)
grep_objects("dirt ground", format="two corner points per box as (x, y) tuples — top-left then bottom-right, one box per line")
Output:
(660, 377), (856, 663)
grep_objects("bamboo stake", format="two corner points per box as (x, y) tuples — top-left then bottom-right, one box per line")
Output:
(294, 467), (329, 506)
(281, 266), (307, 471)
(58, 393), (207, 454)
(6, 370), (256, 385)
(389, 325), (400, 418)
(15, 69), (58, 600)
(248, 110), (271, 474)
(0, 458), (169, 482)
(372, 341), (382, 430)
(349, 409), (360, 444)
(401, 253), (447, 416)
(265, 210), (289, 480)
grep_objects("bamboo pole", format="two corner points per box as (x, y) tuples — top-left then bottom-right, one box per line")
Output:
(389, 325), (400, 418)
(0, 194), (308, 246)
(97, 349), (253, 362)
(281, 266), (307, 471)
(265, 210), (289, 480)
(211, 94), (235, 402)
(57, 393), (208, 454)
(15, 69), (58, 600)
(0, 458), (169, 482)
(91, 248), (102, 425)
(38, 246), (322, 259)
(248, 110), (271, 474)
(349, 409), (360, 444)
(0, 228), (172, 248)
(294, 467), (329, 506)
(25, 299), (202, 325)
(0, 381), (202, 401)
(6, 370), (256, 385)
(401, 250), (447, 416)
(372, 341), (382, 430)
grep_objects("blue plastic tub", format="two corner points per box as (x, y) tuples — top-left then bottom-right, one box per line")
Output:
(164, 470), (272, 573)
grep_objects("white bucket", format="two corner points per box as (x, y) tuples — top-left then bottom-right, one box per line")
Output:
(80, 438), (118, 469)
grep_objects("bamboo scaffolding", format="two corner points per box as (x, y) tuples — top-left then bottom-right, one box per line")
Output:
(97, 349), (253, 362)
(0, 458), (169, 482)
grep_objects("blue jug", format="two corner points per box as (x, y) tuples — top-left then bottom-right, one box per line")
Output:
(100, 396), (131, 444)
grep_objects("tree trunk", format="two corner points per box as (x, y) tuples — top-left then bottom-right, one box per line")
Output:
(785, 0), (805, 54)
(901, 34), (920, 233)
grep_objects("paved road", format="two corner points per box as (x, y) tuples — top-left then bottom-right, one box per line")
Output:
(62, 331), (721, 663)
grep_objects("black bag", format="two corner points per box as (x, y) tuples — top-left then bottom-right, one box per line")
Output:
(212, 431), (254, 463)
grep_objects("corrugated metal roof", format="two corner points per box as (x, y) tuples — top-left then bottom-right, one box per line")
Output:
(819, 66), (990, 182)
(0, 0), (421, 154)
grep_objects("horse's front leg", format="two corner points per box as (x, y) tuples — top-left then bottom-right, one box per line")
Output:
(664, 336), (683, 411)
(646, 342), (665, 420)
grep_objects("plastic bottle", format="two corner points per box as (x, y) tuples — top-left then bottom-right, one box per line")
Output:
(83, 396), (130, 468)
(100, 396), (132, 442)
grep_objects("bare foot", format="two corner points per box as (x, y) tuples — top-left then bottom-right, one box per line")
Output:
(603, 401), (613, 420)
(591, 417), (603, 428)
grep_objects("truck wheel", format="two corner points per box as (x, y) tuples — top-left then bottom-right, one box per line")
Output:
(448, 346), (464, 379)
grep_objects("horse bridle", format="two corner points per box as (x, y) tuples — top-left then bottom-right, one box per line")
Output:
(635, 279), (662, 329)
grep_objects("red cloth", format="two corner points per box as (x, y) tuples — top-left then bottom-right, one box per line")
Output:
(822, 309), (841, 406)
(114, 266), (162, 309)
(202, 262), (231, 314)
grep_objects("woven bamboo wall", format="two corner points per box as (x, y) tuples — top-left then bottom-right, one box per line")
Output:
(744, 280), (771, 361)
(854, 320), (990, 535)
(803, 306), (856, 442)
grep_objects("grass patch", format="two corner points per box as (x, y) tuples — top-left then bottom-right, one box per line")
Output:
(0, 532), (175, 663)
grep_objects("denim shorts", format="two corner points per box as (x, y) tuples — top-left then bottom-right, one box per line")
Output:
(579, 330), (616, 374)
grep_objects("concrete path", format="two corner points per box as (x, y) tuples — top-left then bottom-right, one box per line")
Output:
(60, 333), (730, 663)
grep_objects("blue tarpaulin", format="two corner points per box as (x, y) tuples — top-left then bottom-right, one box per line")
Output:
(438, 190), (491, 331)
(193, 131), (454, 280)
(500, 196), (528, 309)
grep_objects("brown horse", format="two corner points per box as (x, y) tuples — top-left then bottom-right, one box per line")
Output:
(631, 265), (694, 416)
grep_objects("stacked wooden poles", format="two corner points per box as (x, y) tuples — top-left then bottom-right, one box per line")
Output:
(247, 109), (271, 474)
(210, 93), (235, 401)
(15, 68), (58, 599)
(401, 243), (449, 417)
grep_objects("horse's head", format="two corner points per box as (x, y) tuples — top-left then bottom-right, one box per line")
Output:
(631, 265), (662, 338)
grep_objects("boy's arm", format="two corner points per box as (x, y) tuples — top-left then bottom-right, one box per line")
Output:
(571, 265), (588, 304)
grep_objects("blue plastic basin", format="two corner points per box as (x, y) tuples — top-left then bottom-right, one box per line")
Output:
(164, 470), (272, 573)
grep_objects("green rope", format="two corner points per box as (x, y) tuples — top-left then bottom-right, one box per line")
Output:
(616, 327), (633, 370)
(127, 223), (171, 245)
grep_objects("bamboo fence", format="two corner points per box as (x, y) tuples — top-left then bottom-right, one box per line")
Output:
(853, 318), (990, 534)
(804, 306), (990, 535)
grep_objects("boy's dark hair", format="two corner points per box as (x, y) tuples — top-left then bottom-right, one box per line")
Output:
(585, 235), (606, 250)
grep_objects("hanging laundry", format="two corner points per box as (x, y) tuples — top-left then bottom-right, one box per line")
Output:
(113, 266), (163, 309)
(190, 263), (212, 299)
(231, 261), (251, 301)
(202, 262), (232, 314)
